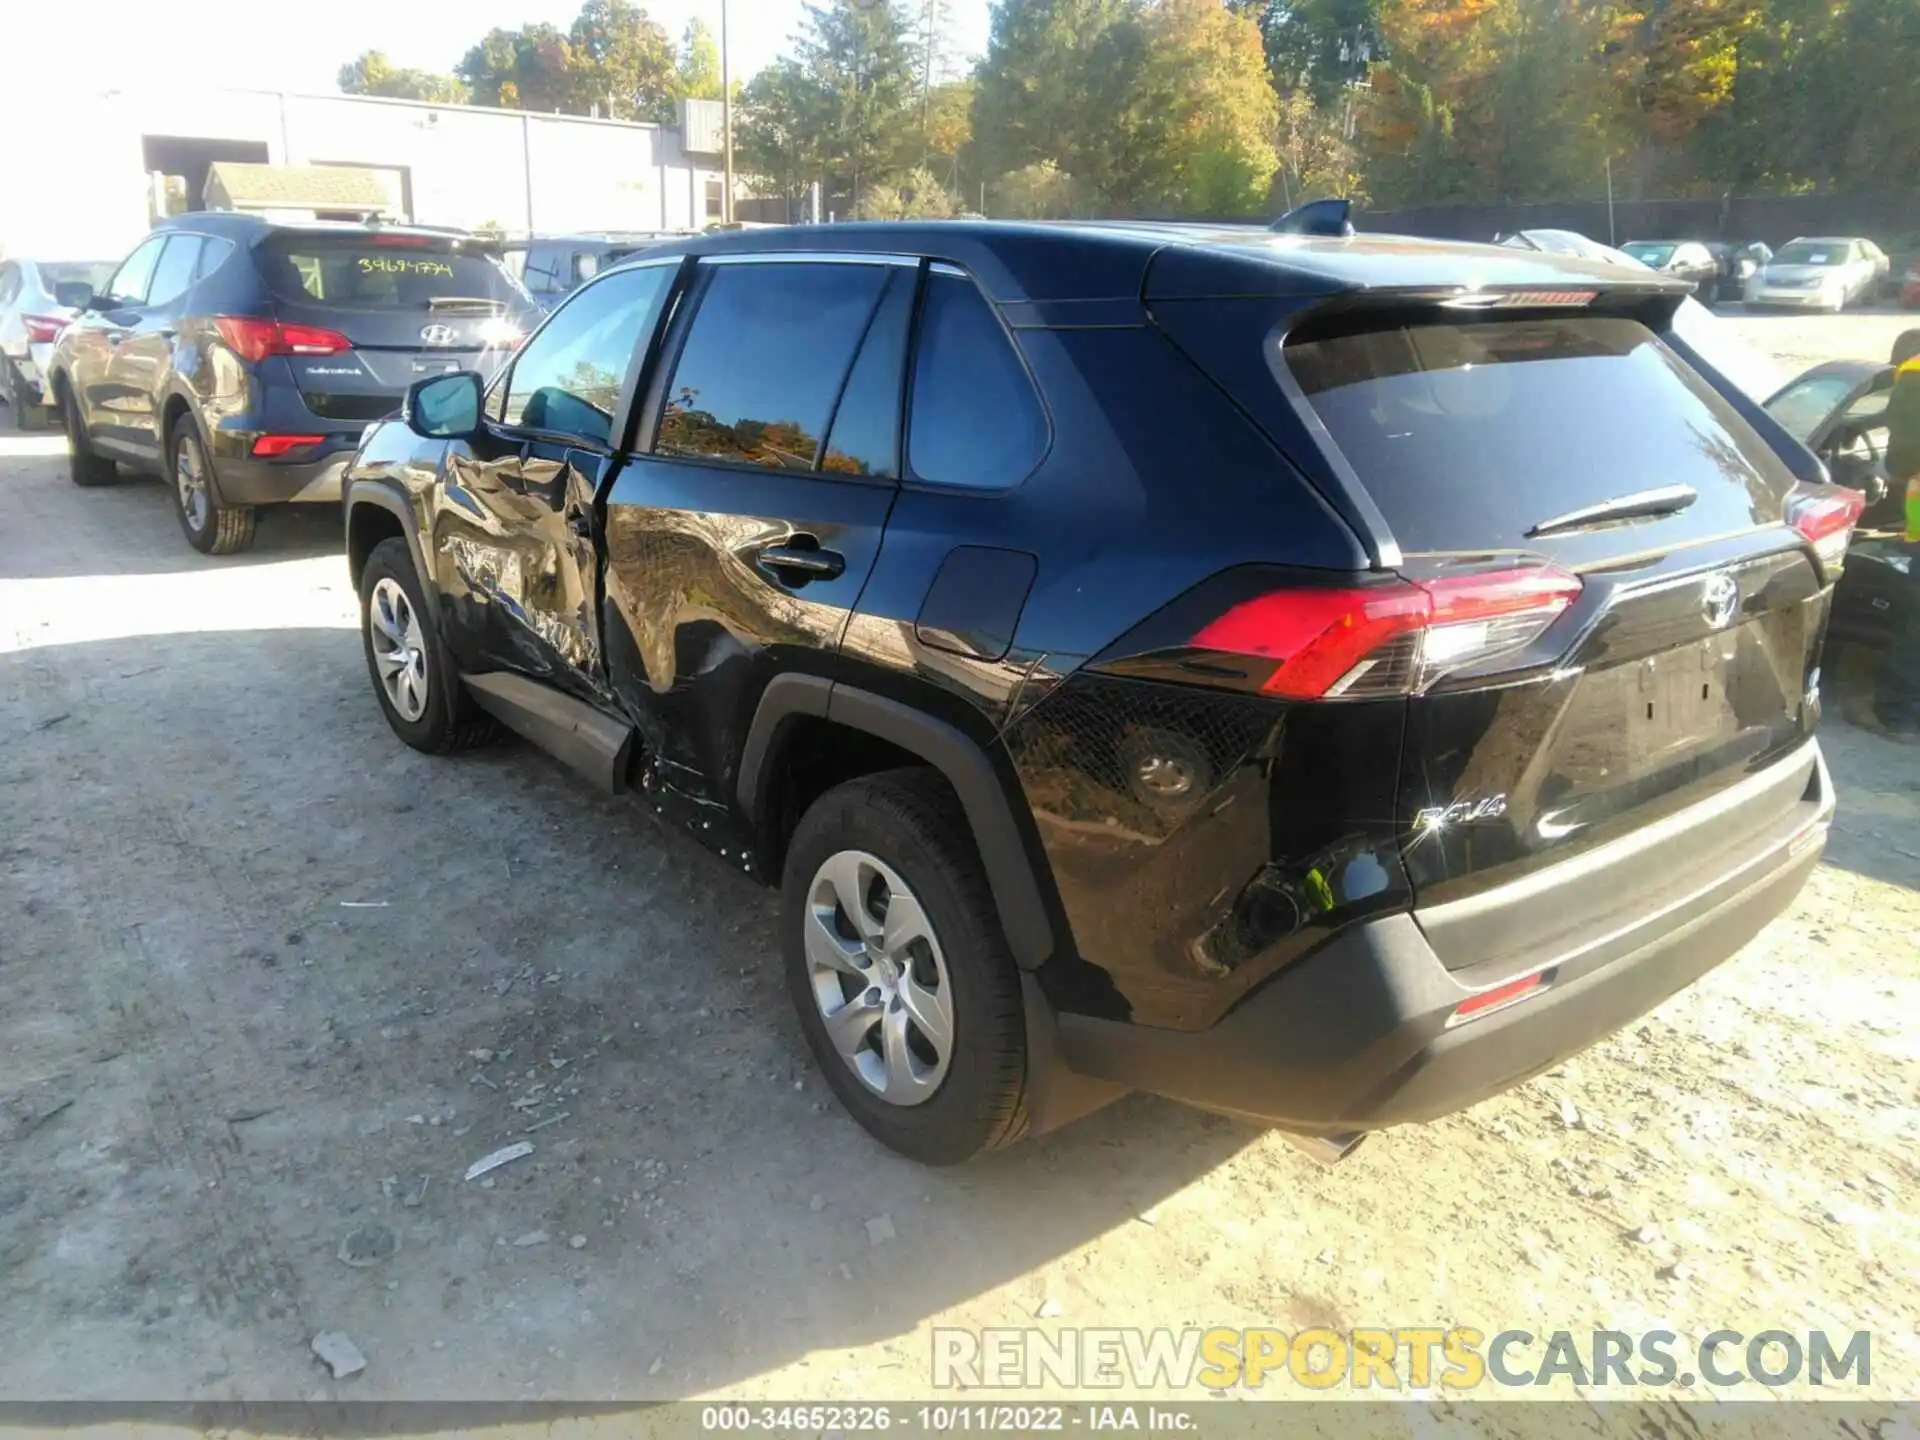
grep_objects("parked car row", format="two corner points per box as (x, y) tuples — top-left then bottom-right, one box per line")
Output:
(330, 220), (1859, 1163)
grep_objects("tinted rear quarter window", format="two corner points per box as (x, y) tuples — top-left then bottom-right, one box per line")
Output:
(655, 261), (890, 471)
(908, 271), (1048, 488)
(1283, 314), (1798, 554)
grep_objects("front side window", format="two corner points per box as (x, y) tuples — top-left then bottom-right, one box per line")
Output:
(106, 236), (168, 306)
(502, 263), (677, 446)
(907, 271), (1048, 489)
(655, 261), (890, 470)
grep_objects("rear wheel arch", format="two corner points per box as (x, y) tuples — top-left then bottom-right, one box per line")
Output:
(740, 678), (1058, 969)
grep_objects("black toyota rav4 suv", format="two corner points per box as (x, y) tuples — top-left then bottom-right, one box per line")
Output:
(45, 214), (535, 554)
(342, 222), (1857, 1164)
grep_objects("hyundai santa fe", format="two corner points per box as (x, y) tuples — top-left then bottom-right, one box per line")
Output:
(45, 214), (537, 553)
(341, 221), (1857, 1164)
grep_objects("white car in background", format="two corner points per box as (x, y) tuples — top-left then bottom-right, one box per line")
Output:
(0, 257), (116, 430)
(1745, 237), (1889, 312)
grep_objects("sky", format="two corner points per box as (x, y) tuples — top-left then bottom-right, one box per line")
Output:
(30, 0), (992, 102)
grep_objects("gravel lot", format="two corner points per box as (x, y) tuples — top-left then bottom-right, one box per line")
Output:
(1, 309), (1915, 1407)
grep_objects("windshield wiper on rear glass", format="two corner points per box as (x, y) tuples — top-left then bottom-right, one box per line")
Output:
(1525, 484), (1698, 538)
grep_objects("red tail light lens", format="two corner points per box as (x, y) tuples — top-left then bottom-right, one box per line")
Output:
(251, 434), (328, 458)
(1191, 562), (1584, 700)
(22, 314), (67, 343)
(1785, 481), (1867, 574)
(214, 317), (352, 363)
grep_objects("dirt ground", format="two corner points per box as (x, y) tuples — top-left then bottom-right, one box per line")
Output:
(1, 310), (1915, 1409)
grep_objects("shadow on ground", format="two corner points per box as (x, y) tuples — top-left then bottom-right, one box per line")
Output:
(0, 626), (1258, 1405)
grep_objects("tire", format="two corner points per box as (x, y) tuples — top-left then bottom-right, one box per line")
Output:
(58, 380), (116, 487)
(358, 536), (496, 754)
(169, 420), (256, 554)
(782, 769), (1028, 1164)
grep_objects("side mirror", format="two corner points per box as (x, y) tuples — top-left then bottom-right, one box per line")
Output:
(54, 281), (96, 311)
(404, 371), (484, 440)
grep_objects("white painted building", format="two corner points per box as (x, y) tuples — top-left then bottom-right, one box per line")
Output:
(0, 86), (730, 261)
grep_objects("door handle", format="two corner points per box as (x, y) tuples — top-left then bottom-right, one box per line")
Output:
(758, 543), (845, 582)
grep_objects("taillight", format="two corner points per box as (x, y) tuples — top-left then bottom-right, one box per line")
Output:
(1190, 561), (1584, 700)
(1785, 481), (1867, 575)
(251, 434), (328, 458)
(214, 317), (352, 363)
(22, 314), (66, 343)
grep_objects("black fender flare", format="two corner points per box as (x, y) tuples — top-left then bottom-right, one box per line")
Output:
(739, 676), (1057, 969)
(344, 478), (438, 609)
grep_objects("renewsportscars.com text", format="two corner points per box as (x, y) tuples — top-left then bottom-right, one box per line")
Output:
(931, 1327), (1872, 1391)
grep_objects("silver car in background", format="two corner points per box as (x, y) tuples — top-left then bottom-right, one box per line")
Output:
(1745, 236), (1889, 312)
(0, 258), (116, 430)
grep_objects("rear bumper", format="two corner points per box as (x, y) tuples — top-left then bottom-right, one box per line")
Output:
(1054, 740), (1832, 1133)
(209, 446), (354, 505)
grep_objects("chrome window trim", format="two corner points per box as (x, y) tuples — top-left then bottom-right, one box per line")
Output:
(699, 251), (920, 268)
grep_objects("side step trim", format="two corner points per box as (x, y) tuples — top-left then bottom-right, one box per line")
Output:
(463, 672), (635, 795)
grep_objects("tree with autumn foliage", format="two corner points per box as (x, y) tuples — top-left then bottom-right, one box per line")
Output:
(971, 0), (1278, 216)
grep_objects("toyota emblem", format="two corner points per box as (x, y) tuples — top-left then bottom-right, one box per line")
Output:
(419, 323), (459, 347)
(1700, 572), (1739, 630)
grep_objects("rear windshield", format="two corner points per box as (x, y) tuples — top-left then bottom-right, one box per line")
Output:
(1283, 313), (1798, 553)
(1773, 242), (1846, 266)
(256, 235), (523, 311)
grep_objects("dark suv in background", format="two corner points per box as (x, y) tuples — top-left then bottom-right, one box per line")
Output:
(344, 223), (1853, 1164)
(45, 214), (538, 553)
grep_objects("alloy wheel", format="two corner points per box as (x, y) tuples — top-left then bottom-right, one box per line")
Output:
(175, 434), (212, 533)
(368, 577), (431, 722)
(804, 849), (954, 1105)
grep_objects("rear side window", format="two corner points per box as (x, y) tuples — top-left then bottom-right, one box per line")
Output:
(1283, 314), (1798, 553)
(147, 236), (204, 307)
(256, 236), (521, 311)
(502, 263), (676, 445)
(908, 271), (1047, 488)
(655, 262), (890, 470)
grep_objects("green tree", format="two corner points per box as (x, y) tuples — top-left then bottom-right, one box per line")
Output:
(992, 158), (1077, 215)
(862, 163), (961, 216)
(458, 23), (576, 112)
(972, 0), (1279, 216)
(1260, 0), (1381, 104)
(796, 0), (924, 214)
(338, 50), (469, 104)
(737, 59), (831, 217)
(676, 17), (726, 101)
(567, 0), (679, 120)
